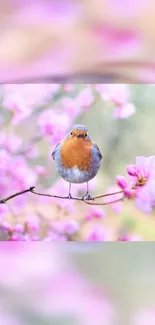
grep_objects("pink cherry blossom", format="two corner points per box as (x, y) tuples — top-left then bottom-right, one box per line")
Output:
(85, 207), (105, 221)
(62, 220), (80, 235)
(25, 215), (40, 233)
(113, 103), (136, 119)
(96, 84), (136, 118)
(127, 156), (155, 181)
(116, 175), (133, 198)
(13, 224), (24, 234)
(61, 97), (80, 119)
(0, 221), (12, 233)
(0, 132), (22, 153)
(127, 156), (155, 213)
(76, 88), (94, 110)
(38, 109), (70, 144)
(96, 84), (129, 104)
(35, 165), (49, 176)
(0, 205), (8, 221)
(50, 219), (79, 237)
(85, 224), (111, 241)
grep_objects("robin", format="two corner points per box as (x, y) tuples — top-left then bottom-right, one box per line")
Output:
(52, 125), (102, 200)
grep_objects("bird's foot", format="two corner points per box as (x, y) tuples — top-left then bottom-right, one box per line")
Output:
(67, 193), (73, 199)
(82, 192), (94, 201)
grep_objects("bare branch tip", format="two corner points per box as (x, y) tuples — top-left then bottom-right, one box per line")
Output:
(29, 186), (36, 192)
(0, 199), (5, 204)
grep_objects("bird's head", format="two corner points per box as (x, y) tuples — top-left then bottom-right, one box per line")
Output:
(68, 125), (91, 141)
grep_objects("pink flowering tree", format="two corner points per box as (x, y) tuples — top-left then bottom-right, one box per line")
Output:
(0, 83), (154, 241)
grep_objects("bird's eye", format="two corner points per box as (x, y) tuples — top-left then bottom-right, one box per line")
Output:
(70, 132), (72, 135)
(85, 133), (88, 137)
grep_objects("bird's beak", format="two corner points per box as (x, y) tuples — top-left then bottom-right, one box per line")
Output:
(77, 134), (84, 138)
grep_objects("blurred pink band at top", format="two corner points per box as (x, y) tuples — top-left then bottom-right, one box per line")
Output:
(0, 0), (155, 82)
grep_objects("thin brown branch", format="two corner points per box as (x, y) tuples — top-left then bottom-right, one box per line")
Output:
(0, 187), (35, 204)
(83, 197), (124, 206)
(31, 188), (84, 202)
(0, 186), (126, 206)
(94, 190), (123, 199)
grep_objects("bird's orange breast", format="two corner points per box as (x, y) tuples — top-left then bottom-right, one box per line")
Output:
(60, 138), (93, 171)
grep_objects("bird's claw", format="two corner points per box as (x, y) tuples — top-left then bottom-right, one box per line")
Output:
(82, 193), (94, 201)
(68, 193), (73, 199)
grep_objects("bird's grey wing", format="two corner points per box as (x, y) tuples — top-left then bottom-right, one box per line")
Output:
(93, 143), (103, 160)
(52, 142), (61, 160)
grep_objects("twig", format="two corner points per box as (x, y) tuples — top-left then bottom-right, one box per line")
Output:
(83, 197), (124, 206)
(0, 186), (126, 206)
(94, 190), (123, 199)
(0, 187), (35, 204)
(31, 187), (87, 202)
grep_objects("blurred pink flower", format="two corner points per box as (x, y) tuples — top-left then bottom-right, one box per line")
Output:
(127, 156), (155, 213)
(3, 84), (60, 109)
(96, 84), (128, 104)
(0, 244), (66, 287)
(85, 224), (110, 241)
(0, 150), (37, 212)
(0, 132), (22, 153)
(108, 0), (150, 17)
(33, 270), (115, 325)
(13, 0), (82, 25)
(113, 103), (136, 118)
(2, 84), (61, 124)
(135, 180), (155, 214)
(63, 84), (75, 92)
(25, 214), (40, 233)
(9, 156), (38, 188)
(13, 224), (24, 234)
(127, 164), (138, 176)
(96, 84), (136, 118)
(116, 175), (133, 198)
(0, 205), (8, 221)
(2, 93), (30, 124)
(76, 88), (94, 111)
(25, 146), (39, 159)
(50, 219), (79, 236)
(92, 24), (142, 60)
(85, 207), (105, 221)
(63, 219), (80, 235)
(127, 156), (155, 181)
(35, 165), (49, 176)
(38, 109), (70, 144)
(62, 96), (82, 121)
(0, 221), (12, 233)
(44, 233), (67, 241)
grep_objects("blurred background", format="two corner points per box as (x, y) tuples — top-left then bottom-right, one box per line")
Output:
(0, 84), (155, 240)
(0, 0), (155, 82)
(0, 243), (155, 325)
